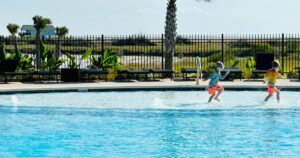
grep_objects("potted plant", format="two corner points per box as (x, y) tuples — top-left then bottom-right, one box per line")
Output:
(61, 49), (92, 82)
(0, 41), (19, 73)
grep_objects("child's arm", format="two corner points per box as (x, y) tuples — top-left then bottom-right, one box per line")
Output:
(263, 74), (268, 84)
(278, 72), (287, 79)
(219, 69), (230, 80)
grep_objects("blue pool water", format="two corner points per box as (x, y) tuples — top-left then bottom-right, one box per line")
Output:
(0, 91), (300, 157)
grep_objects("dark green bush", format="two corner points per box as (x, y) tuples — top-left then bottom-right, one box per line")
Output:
(286, 42), (299, 53)
(287, 70), (297, 79)
(229, 39), (250, 48)
(0, 43), (6, 60)
(208, 52), (235, 63)
(112, 36), (156, 46)
(208, 53), (222, 63)
(176, 36), (192, 45)
(267, 40), (281, 46)
(250, 43), (273, 53)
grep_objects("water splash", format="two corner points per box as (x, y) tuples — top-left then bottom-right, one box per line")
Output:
(153, 98), (166, 109)
(11, 95), (19, 112)
(11, 95), (19, 105)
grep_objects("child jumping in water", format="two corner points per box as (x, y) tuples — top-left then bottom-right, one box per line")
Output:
(264, 60), (286, 103)
(205, 61), (230, 102)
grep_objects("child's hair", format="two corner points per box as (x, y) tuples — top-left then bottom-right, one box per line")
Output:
(216, 61), (224, 69)
(272, 60), (280, 68)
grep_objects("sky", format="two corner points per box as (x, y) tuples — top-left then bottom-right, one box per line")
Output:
(1, 0), (300, 35)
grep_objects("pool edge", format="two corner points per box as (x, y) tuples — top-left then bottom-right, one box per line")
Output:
(0, 85), (299, 95)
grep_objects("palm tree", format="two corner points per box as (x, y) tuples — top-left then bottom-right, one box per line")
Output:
(6, 23), (20, 53)
(164, 0), (211, 70)
(0, 36), (6, 60)
(55, 26), (69, 60)
(33, 15), (52, 69)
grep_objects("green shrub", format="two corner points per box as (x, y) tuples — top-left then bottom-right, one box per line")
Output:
(89, 50), (124, 80)
(287, 70), (297, 79)
(242, 57), (255, 79)
(5, 50), (34, 71)
(40, 41), (66, 70)
(0, 39), (33, 72)
(176, 36), (192, 45)
(149, 48), (160, 53)
(0, 42), (6, 60)
(18, 54), (34, 71)
(234, 43), (273, 58)
(112, 35), (155, 46)
(242, 69), (253, 79)
(245, 57), (255, 69)
(228, 59), (240, 69)
(286, 42), (298, 53)
(209, 52), (236, 65)
(250, 43), (273, 54)
(62, 39), (93, 47)
(267, 40), (281, 46)
(229, 39), (250, 48)
(208, 53), (222, 63)
(236, 49), (251, 57)
(228, 48), (243, 57)
(65, 49), (92, 69)
(7, 51), (22, 61)
(90, 50), (119, 70)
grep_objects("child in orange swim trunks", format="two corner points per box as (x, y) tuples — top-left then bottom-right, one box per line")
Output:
(205, 61), (230, 102)
(264, 60), (286, 103)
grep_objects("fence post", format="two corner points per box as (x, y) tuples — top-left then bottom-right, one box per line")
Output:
(101, 34), (104, 53)
(161, 34), (164, 70)
(281, 33), (284, 72)
(221, 34), (224, 62)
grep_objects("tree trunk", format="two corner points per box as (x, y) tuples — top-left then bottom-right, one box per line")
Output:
(55, 37), (61, 61)
(14, 36), (19, 53)
(36, 31), (41, 69)
(164, 0), (177, 71)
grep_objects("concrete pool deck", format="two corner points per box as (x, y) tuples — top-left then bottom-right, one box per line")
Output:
(0, 79), (299, 94)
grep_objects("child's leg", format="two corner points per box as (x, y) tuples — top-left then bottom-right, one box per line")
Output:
(208, 94), (216, 102)
(264, 94), (273, 102)
(275, 88), (280, 103)
(214, 87), (224, 100)
(265, 83), (275, 102)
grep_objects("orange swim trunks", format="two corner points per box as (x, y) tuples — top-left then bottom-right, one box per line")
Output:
(208, 84), (223, 95)
(267, 83), (275, 94)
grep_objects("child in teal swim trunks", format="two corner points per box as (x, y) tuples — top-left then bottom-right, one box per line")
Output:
(204, 61), (230, 102)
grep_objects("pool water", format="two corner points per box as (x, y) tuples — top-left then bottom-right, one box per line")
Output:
(0, 91), (300, 157)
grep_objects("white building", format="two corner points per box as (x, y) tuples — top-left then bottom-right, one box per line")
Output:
(20, 25), (56, 36)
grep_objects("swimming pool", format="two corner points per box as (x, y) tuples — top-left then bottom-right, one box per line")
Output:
(0, 91), (300, 157)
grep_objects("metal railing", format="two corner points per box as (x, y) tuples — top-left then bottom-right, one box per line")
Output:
(2, 34), (300, 73)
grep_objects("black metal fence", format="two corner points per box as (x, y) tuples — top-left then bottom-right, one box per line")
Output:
(2, 34), (300, 73)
